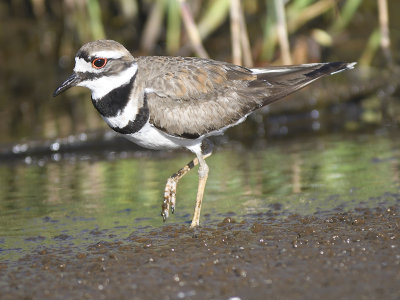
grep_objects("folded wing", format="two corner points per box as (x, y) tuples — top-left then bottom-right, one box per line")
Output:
(138, 56), (354, 138)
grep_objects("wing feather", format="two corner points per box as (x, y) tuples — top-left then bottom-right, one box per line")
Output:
(136, 57), (352, 138)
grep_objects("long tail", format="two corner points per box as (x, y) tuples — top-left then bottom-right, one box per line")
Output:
(250, 62), (356, 106)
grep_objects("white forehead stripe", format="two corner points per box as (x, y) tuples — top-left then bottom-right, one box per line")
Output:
(92, 50), (123, 59)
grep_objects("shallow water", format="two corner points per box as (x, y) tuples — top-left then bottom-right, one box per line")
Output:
(1, 132), (400, 262)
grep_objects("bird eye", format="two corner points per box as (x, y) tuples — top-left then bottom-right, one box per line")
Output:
(92, 58), (107, 69)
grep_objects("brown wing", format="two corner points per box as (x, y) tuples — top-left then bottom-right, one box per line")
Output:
(137, 57), (352, 138)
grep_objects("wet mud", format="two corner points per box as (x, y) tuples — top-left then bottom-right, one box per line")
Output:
(1, 206), (399, 300)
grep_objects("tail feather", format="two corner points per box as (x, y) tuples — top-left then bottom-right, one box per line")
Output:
(304, 62), (356, 77)
(251, 62), (356, 83)
(249, 62), (356, 106)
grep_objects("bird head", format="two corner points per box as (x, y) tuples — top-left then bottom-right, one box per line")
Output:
(53, 40), (137, 100)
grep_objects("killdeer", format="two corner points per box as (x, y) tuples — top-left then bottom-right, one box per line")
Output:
(54, 40), (355, 227)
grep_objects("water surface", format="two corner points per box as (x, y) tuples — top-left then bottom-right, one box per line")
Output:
(1, 132), (400, 261)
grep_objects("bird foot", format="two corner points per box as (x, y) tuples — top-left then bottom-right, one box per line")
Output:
(161, 177), (177, 221)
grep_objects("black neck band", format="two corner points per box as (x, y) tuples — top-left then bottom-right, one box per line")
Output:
(92, 72), (137, 118)
(110, 93), (149, 135)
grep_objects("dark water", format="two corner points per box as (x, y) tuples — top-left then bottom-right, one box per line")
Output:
(1, 131), (400, 262)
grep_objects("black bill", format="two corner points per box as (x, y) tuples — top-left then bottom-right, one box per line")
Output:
(53, 73), (80, 97)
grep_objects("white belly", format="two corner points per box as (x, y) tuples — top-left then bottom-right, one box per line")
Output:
(124, 121), (203, 151)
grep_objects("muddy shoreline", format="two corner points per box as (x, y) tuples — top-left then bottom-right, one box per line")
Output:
(1, 205), (399, 300)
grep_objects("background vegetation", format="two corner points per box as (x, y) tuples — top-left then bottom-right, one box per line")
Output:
(0, 0), (398, 143)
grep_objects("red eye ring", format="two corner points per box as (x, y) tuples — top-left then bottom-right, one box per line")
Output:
(92, 58), (108, 69)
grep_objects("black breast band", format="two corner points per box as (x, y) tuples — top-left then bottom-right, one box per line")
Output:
(92, 72), (137, 118)
(111, 94), (149, 134)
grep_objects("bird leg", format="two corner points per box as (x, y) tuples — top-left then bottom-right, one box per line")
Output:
(190, 153), (210, 228)
(161, 139), (213, 226)
(162, 158), (198, 221)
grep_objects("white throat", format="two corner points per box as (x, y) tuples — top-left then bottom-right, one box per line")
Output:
(77, 63), (138, 100)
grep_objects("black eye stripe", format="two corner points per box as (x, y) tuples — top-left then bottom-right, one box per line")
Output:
(77, 71), (103, 80)
(76, 50), (91, 62)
